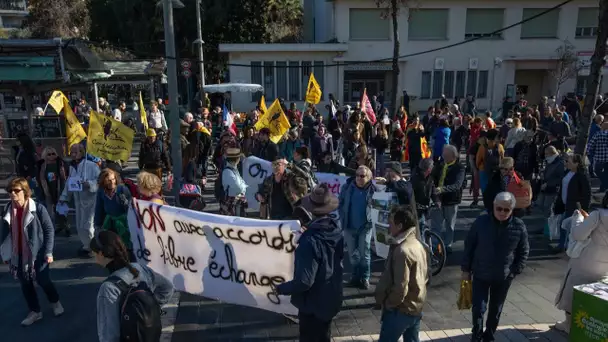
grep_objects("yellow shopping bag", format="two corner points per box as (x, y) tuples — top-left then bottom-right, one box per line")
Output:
(457, 280), (472, 310)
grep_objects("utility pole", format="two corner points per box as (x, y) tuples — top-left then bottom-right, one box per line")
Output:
(162, 0), (183, 203)
(575, 0), (608, 155)
(195, 0), (206, 92)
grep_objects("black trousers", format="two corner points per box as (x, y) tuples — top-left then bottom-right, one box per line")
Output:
(471, 277), (513, 342)
(20, 263), (60, 313)
(299, 312), (331, 342)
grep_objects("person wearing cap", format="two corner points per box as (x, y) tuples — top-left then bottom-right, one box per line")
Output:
(339, 165), (378, 290)
(275, 184), (344, 342)
(375, 205), (429, 342)
(254, 127), (279, 162)
(256, 158), (302, 220)
(138, 128), (172, 183)
(219, 148), (248, 216)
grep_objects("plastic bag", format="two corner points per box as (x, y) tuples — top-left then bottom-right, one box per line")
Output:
(457, 280), (472, 310)
(548, 213), (563, 241)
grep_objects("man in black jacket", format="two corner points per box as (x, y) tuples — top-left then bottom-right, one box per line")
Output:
(430, 145), (464, 253)
(410, 158), (435, 225)
(462, 192), (529, 342)
(254, 128), (279, 162)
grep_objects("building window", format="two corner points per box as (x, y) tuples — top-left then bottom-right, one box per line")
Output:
(420, 71), (432, 99)
(251, 62), (262, 102)
(301, 61), (312, 101)
(432, 71), (444, 99)
(288, 62), (300, 101)
(466, 70), (477, 96)
(465, 9), (504, 39)
(576, 8), (599, 38)
(444, 71), (454, 99)
(263, 62), (275, 100)
(455, 71), (466, 98)
(521, 8), (560, 39)
(408, 9), (449, 40)
(477, 71), (489, 99)
(349, 9), (389, 40)
(276, 62), (288, 100)
(314, 61), (324, 101)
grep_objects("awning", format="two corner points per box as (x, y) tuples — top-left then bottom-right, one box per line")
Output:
(68, 71), (113, 82)
(0, 56), (56, 81)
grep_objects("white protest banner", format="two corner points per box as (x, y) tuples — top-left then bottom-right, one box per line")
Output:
(128, 199), (300, 315)
(242, 156), (272, 211)
(315, 172), (348, 196)
(370, 192), (399, 259)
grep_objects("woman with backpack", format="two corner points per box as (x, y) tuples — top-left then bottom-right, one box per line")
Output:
(91, 230), (174, 342)
(0, 177), (64, 326)
(94, 168), (134, 261)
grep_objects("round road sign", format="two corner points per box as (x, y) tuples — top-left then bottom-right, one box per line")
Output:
(182, 69), (192, 78)
(181, 60), (192, 69)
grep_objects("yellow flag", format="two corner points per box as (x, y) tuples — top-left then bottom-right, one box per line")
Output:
(63, 97), (86, 150)
(47, 90), (66, 114)
(254, 99), (291, 143)
(139, 92), (149, 130)
(87, 110), (135, 162)
(259, 95), (268, 114)
(305, 73), (322, 104)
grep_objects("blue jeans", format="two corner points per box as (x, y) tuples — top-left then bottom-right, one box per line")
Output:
(430, 205), (458, 247)
(379, 309), (421, 342)
(344, 228), (373, 282)
(595, 162), (608, 192)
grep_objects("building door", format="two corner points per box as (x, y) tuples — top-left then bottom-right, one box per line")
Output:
(346, 80), (380, 103)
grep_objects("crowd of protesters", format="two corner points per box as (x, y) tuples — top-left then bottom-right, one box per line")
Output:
(1, 89), (608, 342)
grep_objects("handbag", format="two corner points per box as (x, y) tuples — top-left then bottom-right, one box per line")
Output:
(507, 175), (532, 209)
(0, 236), (11, 262)
(566, 210), (592, 258)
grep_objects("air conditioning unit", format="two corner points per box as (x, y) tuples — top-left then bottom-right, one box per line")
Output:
(469, 58), (479, 70)
(434, 58), (445, 70)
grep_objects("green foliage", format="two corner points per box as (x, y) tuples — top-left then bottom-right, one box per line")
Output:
(26, 0), (90, 38)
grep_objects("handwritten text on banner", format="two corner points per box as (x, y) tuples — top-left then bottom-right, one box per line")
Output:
(127, 199), (301, 315)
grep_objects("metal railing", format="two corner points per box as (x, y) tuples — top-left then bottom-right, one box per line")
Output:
(0, 0), (27, 11)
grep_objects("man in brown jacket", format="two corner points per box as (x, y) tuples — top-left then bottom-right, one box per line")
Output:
(374, 206), (429, 342)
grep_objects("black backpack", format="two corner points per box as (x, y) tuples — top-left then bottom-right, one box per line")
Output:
(214, 164), (237, 201)
(107, 276), (162, 342)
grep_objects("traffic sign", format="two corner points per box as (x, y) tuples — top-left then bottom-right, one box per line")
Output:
(181, 60), (192, 69)
(182, 69), (192, 78)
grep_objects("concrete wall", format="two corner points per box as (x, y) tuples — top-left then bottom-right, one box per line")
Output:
(224, 0), (608, 113)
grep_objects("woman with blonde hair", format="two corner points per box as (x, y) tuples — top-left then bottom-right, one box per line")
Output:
(36, 146), (69, 235)
(505, 117), (526, 156)
(0, 177), (63, 326)
(94, 168), (133, 260)
(136, 171), (165, 205)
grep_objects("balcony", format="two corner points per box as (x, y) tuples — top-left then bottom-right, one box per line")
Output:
(0, 0), (27, 13)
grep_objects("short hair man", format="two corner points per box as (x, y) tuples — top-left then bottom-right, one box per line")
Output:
(462, 192), (529, 342)
(375, 206), (429, 342)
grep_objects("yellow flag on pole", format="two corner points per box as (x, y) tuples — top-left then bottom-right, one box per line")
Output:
(259, 95), (268, 114)
(87, 110), (135, 162)
(254, 98), (291, 143)
(47, 90), (66, 114)
(305, 73), (322, 104)
(139, 92), (149, 131)
(63, 97), (87, 150)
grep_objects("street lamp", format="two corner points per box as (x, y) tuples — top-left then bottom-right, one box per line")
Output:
(489, 57), (503, 113)
(158, 0), (184, 203)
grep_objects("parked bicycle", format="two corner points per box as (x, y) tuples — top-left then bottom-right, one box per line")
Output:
(419, 209), (447, 277)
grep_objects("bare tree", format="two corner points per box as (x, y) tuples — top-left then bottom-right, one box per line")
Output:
(375, 0), (412, 117)
(575, 0), (608, 155)
(549, 40), (582, 99)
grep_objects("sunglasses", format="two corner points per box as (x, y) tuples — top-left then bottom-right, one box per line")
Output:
(8, 188), (23, 194)
(495, 206), (511, 213)
(356, 174), (366, 178)
(500, 167), (513, 171)
(47, 152), (57, 156)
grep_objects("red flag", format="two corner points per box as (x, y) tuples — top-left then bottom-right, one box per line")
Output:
(361, 89), (377, 124)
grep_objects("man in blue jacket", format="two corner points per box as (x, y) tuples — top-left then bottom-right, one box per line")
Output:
(276, 184), (344, 342)
(462, 192), (529, 342)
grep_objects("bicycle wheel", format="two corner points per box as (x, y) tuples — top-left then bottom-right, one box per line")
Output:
(424, 230), (447, 276)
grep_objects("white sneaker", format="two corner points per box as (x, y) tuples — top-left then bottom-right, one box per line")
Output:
(51, 301), (64, 316)
(21, 312), (42, 326)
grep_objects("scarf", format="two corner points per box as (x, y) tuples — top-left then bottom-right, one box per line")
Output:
(438, 160), (456, 188)
(10, 202), (35, 281)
